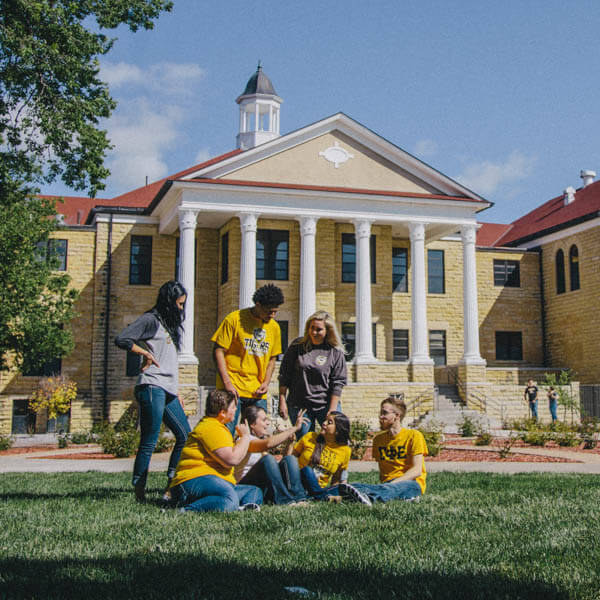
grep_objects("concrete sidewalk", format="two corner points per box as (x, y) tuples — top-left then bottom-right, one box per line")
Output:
(2, 444), (600, 475)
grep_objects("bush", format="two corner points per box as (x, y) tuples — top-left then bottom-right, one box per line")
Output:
(154, 433), (175, 454)
(556, 430), (580, 447)
(29, 375), (77, 420)
(418, 420), (444, 457)
(70, 431), (93, 444)
(458, 413), (477, 437)
(0, 435), (14, 451)
(349, 420), (371, 460)
(100, 426), (140, 458)
(474, 432), (493, 446)
(520, 425), (553, 446)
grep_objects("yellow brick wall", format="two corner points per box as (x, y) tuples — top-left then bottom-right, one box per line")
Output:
(541, 227), (600, 383)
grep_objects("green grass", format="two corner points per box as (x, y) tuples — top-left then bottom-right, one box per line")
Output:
(1, 472), (599, 599)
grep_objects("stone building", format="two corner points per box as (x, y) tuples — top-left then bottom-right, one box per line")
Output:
(1, 66), (596, 435)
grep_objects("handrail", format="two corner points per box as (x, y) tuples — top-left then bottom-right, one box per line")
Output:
(405, 392), (432, 427)
(447, 366), (504, 420)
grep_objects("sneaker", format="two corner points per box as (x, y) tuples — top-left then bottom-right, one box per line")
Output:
(338, 483), (372, 507)
(327, 495), (342, 504)
(134, 482), (146, 503)
(405, 495), (421, 503)
(239, 503), (261, 512)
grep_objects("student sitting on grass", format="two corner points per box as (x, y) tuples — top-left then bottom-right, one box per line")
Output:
(292, 411), (352, 500)
(235, 405), (309, 505)
(339, 396), (428, 507)
(169, 390), (263, 512)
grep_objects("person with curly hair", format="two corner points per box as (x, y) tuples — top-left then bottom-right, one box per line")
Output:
(115, 280), (191, 502)
(211, 284), (284, 434)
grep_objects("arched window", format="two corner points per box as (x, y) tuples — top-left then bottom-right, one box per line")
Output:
(555, 249), (565, 294)
(569, 245), (580, 291)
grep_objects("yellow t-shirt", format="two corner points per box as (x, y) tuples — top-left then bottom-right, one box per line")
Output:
(295, 432), (351, 488)
(170, 417), (235, 487)
(372, 428), (428, 494)
(211, 308), (282, 398)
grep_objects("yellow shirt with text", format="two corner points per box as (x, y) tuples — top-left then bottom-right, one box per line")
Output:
(211, 308), (282, 398)
(373, 428), (428, 494)
(170, 417), (235, 487)
(295, 432), (351, 488)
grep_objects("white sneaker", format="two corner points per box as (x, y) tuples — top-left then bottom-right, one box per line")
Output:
(339, 483), (372, 507)
(239, 503), (261, 511)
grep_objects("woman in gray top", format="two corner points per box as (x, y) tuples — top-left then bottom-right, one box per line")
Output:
(278, 311), (347, 440)
(115, 280), (191, 501)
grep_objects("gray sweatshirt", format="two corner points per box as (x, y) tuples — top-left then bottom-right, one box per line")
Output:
(115, 312), (179, 396)
(278, 340), (347, 410)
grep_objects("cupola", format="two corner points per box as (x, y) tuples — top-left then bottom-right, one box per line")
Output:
(236, 63), (283, 150)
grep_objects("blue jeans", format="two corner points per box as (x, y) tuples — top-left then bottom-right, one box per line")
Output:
(132, 385), (191, 488)
(288, 401), (341, 440)
(300, 466), (342, 500)
(529, 400), (538, 421)
(349, 480), (422, 503)
(239, 455), (307, 505)
(226, 396), (268, 435)
(549, 400), (558, 422)
(173, 475), (263, 512)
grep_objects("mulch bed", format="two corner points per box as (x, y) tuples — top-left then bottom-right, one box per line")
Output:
(444, 434), (600, 454)
(0, 446), (57, 455)
(427, 449), (578, 463)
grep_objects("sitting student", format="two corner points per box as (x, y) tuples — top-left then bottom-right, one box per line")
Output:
(292, 411), (352, 500)
(339, 396), (428, 506)
(169, 390), (263, 512)
(235, 405), (309, 505)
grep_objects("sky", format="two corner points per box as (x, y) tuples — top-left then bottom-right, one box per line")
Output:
(43, 0), (600, 225)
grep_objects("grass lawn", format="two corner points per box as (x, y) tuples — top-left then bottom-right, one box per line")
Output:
(1, 471), (599, 599)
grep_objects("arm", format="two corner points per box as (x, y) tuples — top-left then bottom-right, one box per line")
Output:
(277, 344), (297, 418)
(247, 409), (307, 453)
(330, 466), (347, 485)
(327, 349), (347, 413)
(213, 344), (238, 399)
(278, 385), (289, 419)
(254, 355), (277, 397)
(392, 453), (424, 482)
(212, 421), (252, 467)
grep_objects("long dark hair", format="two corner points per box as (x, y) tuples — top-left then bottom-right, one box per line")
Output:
(309, 411), (351, 468)
(242, 405), (266, 435)
(150, 280), (187, 351)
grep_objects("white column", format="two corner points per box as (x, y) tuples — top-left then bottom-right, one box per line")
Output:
(297, 216), (318, 335)
(254, 103), (259, 131)
(353, 219), (376, 363)
(460, 224), (486, 365)
(409, 222), (434, 365)
(239, 212), (258, 309)
(178, 209), (199, 363)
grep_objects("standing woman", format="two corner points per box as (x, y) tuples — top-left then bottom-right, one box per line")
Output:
(278, 311), (347, 439)
(115, 280), (191, 501)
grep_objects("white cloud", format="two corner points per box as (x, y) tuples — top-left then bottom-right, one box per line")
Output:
(194, 147), (211, 164)
(414, 139), (438, 158)
(456, 151), (536, 196)
(101, 62), (145, 88)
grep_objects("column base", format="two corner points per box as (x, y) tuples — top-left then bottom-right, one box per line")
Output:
(353, 353), (377, 365)
(459, 355), (487, 366)
(409, 362), (434, 383)
(178, 353), (199, 365)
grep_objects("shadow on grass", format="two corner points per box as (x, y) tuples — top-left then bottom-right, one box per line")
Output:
(0, 554), (572, 600)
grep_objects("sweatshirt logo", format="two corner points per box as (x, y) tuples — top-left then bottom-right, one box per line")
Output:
(316, 355), (327, 366)
(244, 328), (270, 356)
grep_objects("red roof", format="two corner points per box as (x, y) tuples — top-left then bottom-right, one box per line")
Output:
(476, 223), (514, 247)
(46, 149), (242, 225)
(494, 180), (600, 246)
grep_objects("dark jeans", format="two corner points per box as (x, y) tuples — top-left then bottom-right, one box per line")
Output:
(288, 401), (341, 441)
(239, 454), (308, 505)
(226, 396), (268, 435)
(132, 385), (191, 488)
(549, 400), (558, 422)
(300, 466), (341, 500)
(529, 400), (538, 421)
(348, 480), (422, 502)
(172, 475), (263, 512)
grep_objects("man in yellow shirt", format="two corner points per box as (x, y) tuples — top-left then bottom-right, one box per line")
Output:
(339, 396), (428, 506)
(170, 390), (263, 512)
(212, 284), (284, 434)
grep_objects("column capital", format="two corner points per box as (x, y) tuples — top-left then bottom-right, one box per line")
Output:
(460, 223), (479, 244)
(238, 212), (259, 233)
(178, 209), (198, 230)
(408, 221), (427, 242)
(297, 215), (318, 236)
(352, 218), (374, 239)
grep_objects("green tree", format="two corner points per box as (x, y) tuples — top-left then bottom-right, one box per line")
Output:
(0, 0), (173, 371)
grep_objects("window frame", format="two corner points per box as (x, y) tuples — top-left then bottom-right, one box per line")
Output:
(256, 229), (289, 281)
(569, 245), (580, 291)
(341, 322), (377, 360)
(555, 249), (566, 294)
(427, 249), (445, 294)
(392, 329), (409, 361)
(493, 259), (520, 287)
(129, 235), (152, 286)
(392, 247), (408, 292)
(341, 233), (376, 284)
(428, 329), (446, 366)
(495, 331), (523, 361)
(35, 239), (68, 271)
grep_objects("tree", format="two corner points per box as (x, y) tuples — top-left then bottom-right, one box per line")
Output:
(0, 0), (173, 371)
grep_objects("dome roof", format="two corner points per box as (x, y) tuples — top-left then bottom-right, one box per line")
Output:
(241, 64), (277, 96)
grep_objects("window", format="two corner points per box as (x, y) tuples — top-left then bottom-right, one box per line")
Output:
(341, 322), (377, 360)
(130, 235), (152, 285)
(427, 249), (445, 294)
(493, 259), (520, 287)
(11, 399), (36, 434)
(277, 320), (288, 359)
(221, 232), (229, 284)
(23, 357), (62, 377)
(555, 249), (565, 294)
(35, 239), (68, 271)
(392, 248), (408, 292)
(392, 329), (409, 361)
(126, 351), (141, 377)
(495, 331), (523, 361)
(341, 233), (376, 283)
(257, 229), (288, 280)
(428, 330), (446, 366)
(569, 245), (580, 291)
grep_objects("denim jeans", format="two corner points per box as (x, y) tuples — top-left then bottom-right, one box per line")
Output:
(300, 466), (341, 500)
(238, 454), (307, 505)
(349, 480), (422, 503)
(132, 384), (191, 488)
(226, 396), (268, 435)
(529, 400), (538, 421)
(173, 475), (263, 512)
(288, 401), (341, 440)
(549, 400), (558, 422)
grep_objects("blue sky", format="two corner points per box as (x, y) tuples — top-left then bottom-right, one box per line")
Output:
(44, 0), (600, 225)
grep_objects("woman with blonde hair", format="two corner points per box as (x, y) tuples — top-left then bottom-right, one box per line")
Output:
(278, 311), (347, 439)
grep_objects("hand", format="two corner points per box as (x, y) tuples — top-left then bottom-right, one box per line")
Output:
(223, 381), (239, 400)
(254, 382), (269, 397)
(236, 419), (250, 438)
(294, 409), (309, 431)
(141, 352), (159, 372)
(279, 398), (288, 420)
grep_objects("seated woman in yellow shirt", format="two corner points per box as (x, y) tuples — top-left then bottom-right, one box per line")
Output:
(169, 390), (263, 512)
(293, 411), (351, 500)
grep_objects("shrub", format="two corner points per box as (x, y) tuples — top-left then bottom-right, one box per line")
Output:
(100, 426), (140, 458)
(556, 430), (580, 447)
(458, 413), (477, 437)
(70, 431), (93, 445)
(57, 433), (69, 449)
(350, 420), (371, 460)
(0, 435), (14, 451)
(498, 433), (518, 459)
(418, 420), (444, 457)
(474, 432), (493, 446)
(521, 425), (553, 446)
(154, 432), (175, 454)
(29, 375), (77, 420)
